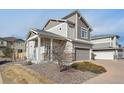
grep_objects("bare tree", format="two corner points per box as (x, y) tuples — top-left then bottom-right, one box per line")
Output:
(52, 40), (67, 72)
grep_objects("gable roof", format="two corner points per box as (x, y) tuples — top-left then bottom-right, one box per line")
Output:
(3, 37), (17, 42)
(91, 34), (120, 40)
(62, 10), (93, 31)
(42, 19), (75, 30)
(27, 28), (66, 40)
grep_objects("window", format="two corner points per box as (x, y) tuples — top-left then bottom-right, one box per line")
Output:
(80, 27), (88, 39)
(18, 49), (23, 53)
(1, 41), (3, 45)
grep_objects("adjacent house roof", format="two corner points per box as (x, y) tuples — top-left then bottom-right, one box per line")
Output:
(4, 37), (25, 42)
(4, 37), (17, 42)
(91, 34), (120, 40)
(0, 37), (7, 41)
(62, 10), (93, 31)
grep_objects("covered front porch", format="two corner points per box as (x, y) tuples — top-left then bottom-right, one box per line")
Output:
(26, 29), (66, 63)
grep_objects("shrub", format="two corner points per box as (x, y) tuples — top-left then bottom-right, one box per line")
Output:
(71, 62), (106, 74)
(25, 61), (33, 65)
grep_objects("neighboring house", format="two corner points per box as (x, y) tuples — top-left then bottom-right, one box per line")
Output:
(0, 38), (7, 57)
(26, 10), (93, 64)
(91, 34), (123, 60)
(3, 37), (26, 60)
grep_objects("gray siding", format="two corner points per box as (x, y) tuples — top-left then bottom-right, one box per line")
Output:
(77, 16), (90, 41)
(74, 42), (92, 49)
(93, 43), (111, 48)
(67, 24), (75, 39)
(64, 14), (76, 39)
(44, 20), (63, 30)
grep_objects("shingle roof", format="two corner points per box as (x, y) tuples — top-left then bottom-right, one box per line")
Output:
(31, 28), (66, 40)
(91, 34), (120, 40)
(3, 37), (17, 42)
(3, 37), (25, 42)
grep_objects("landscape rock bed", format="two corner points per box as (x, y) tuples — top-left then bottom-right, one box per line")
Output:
(27, 63), (97, 84)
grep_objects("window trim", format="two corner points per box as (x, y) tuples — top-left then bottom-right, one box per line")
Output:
(80, 27), (88, 39)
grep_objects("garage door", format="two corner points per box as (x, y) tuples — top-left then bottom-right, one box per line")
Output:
(75, 48), (90, 60)
(94, 50), (114, 60)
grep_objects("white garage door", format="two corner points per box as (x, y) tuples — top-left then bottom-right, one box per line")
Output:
(94, 50), (114, 60)
(76, 48), (90, 60)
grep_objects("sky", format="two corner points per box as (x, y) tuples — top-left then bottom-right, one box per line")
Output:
(0, 9), (124, 45)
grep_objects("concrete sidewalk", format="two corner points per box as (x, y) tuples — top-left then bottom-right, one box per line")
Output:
(84, 60), (124, 84)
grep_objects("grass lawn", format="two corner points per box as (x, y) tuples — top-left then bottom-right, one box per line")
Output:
(71, 61), (106, 74)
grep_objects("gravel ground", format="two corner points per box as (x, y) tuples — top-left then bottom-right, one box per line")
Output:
(27, 63), (97, 84)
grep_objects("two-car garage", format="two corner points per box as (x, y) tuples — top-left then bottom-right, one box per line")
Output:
(93, 50), (115, 60)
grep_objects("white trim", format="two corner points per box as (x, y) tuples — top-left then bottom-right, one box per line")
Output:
(89, 48), (92, 60)
(66, 23), (68, 37)
(27, 35), (38, 41)
(37, 36), (41, 63)
(110, 37), (112, 47)
(50, 38), (53, 61)
(46, 22), (66, 31)
(81, 26), (89, 31)
(75, 13), (78, 40)
(80, 27), (88, 39)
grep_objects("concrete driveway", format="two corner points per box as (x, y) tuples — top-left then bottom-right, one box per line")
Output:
(84, 60), (124, 84)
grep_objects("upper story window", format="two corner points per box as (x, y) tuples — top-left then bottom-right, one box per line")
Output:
(80, 27), (88, 39)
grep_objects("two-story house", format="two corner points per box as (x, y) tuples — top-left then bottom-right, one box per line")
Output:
(3, 37), (26, 60)
(0, 38), (7, 57)
(26, 10), (93, 64)
(91, 34), (123, 60)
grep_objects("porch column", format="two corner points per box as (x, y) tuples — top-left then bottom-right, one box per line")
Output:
(27, 41), (29, 60)
(50, 38), (53, 61)
(37, 36), (41, 63)
(89, 48), (92, 60)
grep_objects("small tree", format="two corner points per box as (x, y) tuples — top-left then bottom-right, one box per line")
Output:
(3, 47), (13, 58)
(53, 40), (67, 72)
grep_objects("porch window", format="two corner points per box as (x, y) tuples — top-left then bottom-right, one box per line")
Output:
(80, 27), (88, 39)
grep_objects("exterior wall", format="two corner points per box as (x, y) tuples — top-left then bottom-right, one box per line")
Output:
(44, 20), (63, 30)
(64, 13), (76, 39)
(67, 24), (75, 39)
(74, 42), (92, 49)
(112, 36), (119, 48)
(77, 17), (90, 41)
(92, 37), (111, 44)
(65, 13), (76, 23)
(92, 38), (111, 48)
(0, 39), (7, 47)
(92, 36), (119, 49)
(64, 41), (74, 61)
(93, 43), (111, 48)
(46, 23), (67, 37)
